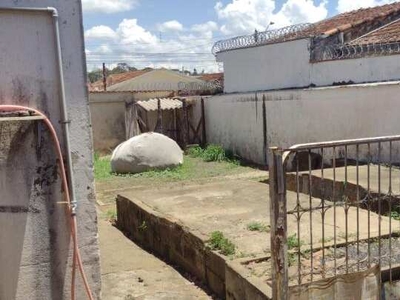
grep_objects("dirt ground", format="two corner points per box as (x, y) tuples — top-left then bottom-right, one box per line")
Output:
(98, 212), (214, 300)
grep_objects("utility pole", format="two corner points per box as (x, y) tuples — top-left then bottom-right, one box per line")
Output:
(102, 63), (107, 91)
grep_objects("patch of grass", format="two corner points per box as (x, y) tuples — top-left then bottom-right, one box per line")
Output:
(188, 144), (239, 164)
(288, 253), (297, 267)
(187, 145), (204, 158)
(390, 210), (400, 220)
(105, 209), (117, 223)
(94, 153), (113, 180)
(287, 233), (304, 250)
(319, 236), (334, 244)
(94, 152), (247, 183)
(202, 145), (227, 162)
(247, 221), (270, 232)
(338, 232), (357, 240)
(208, 231), (236, 256)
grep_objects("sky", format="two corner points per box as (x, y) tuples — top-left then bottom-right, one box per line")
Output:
(82, 0), (399, 73)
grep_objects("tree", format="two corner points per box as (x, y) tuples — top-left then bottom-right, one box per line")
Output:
(87, 68), (104, 83)
(193, 68), (198, 76)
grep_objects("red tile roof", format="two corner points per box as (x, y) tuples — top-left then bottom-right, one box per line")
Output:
(199, 73), (224, 82)
(310, 2), (400, 37)
(350, 18), (400, 44)
(90, 70), (150, 91)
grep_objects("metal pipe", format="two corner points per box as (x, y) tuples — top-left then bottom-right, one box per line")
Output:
(0, 6), (77, 214)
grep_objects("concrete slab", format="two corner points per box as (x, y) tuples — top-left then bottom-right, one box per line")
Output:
(116, 179), (396, 299)
(119, 180), (392, 257)
(302, 165), (400, 195)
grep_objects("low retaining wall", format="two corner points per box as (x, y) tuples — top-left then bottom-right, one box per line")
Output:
(116, 195), (271, 299)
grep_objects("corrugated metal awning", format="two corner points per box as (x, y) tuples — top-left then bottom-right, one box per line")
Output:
(137, 98), (183, 112)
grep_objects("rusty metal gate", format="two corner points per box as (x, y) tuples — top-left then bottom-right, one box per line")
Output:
(269, 135), (400, 299)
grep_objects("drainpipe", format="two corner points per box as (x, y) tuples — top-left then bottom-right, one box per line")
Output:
(0, 6), (77, 214)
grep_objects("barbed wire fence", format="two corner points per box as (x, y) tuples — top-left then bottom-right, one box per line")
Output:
(211, 23), (314, 55)
(312, 41), (400, 61)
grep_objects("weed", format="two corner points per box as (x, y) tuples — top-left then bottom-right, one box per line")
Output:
(187, 146), (204, 158)
(202, 145), (227, 162)
(139, 221), (147, 231)
(94, 154), (113, 180)
(319, 236), (334, 244)
(208, 231), (236, 256)
(247, 222), (270, 232)
(105, 209), (117, 223)
(235, 251), (247, 259)
(338, 232), (357, 240)
(288, 253), (297, 267)
(390, 210), (400, 220)
(287, 233), (304, 250)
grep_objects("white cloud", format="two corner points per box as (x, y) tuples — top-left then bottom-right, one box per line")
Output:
(85, 0), (332, 72)
(215, 0), (328, 35)
(85, 25), (117, 40)
(337, 0), (398, 13)
(82, 0), (139, 14)
(85, 19), (220, 73)
(157, 20), (184, 32)
(274, 0), (328, 28)
(191, 21), (218, 33)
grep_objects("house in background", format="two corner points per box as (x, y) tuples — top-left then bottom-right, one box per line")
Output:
(90, 68), (208, 93)
(198, 72), (224, 93)
(213, 2), (400, 93)
(90, 69), (150, 91)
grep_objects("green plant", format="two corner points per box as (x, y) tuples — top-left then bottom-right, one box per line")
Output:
(139, 221), (147, 231)
(287, 233), (303, 250)
(187, 146), (204, 158)
(202, 145), (227, 162)
(247, 222), (270, 232)
(390, 210), (400, 220)
(105, 209), (117, 222)
(288, 253), (297, 267)
(319, 236), (334, 244)
(94, 154), (113, 180)
(208, 231), (236, 256)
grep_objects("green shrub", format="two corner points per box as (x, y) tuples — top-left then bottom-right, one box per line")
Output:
(187, 146), (204, 158)
(247, 222), (270, 232)
(287, 233), (304, 250)
(208, 231), (236, 256)
(202, 145), (226, 162)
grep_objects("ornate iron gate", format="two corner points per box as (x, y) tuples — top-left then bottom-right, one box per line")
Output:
(269, 135), (400, 299)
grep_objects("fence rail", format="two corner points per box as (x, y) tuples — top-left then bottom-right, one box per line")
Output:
(269, 135), (400, 299)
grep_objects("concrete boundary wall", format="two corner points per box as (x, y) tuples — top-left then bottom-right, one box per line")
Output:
(201, 82), (400, 165)
(89, 91), (171, 153)
(218, 39), (400, 93)
(0, 1), (101, 299)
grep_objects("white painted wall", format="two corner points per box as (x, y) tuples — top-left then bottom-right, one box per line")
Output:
(217, 39), (311, 93)
(310, 55), (400, 86)
(202, 82), (400, 165)
(0, 1), (100, 299)
(204, 94), (266, 164)
(218, 39), (400, 93)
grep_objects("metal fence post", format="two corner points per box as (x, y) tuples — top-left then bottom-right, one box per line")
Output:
(269, 147), (288, 300)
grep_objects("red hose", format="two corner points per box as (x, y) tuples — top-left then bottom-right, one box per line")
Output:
(0, 105), (94, 300)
